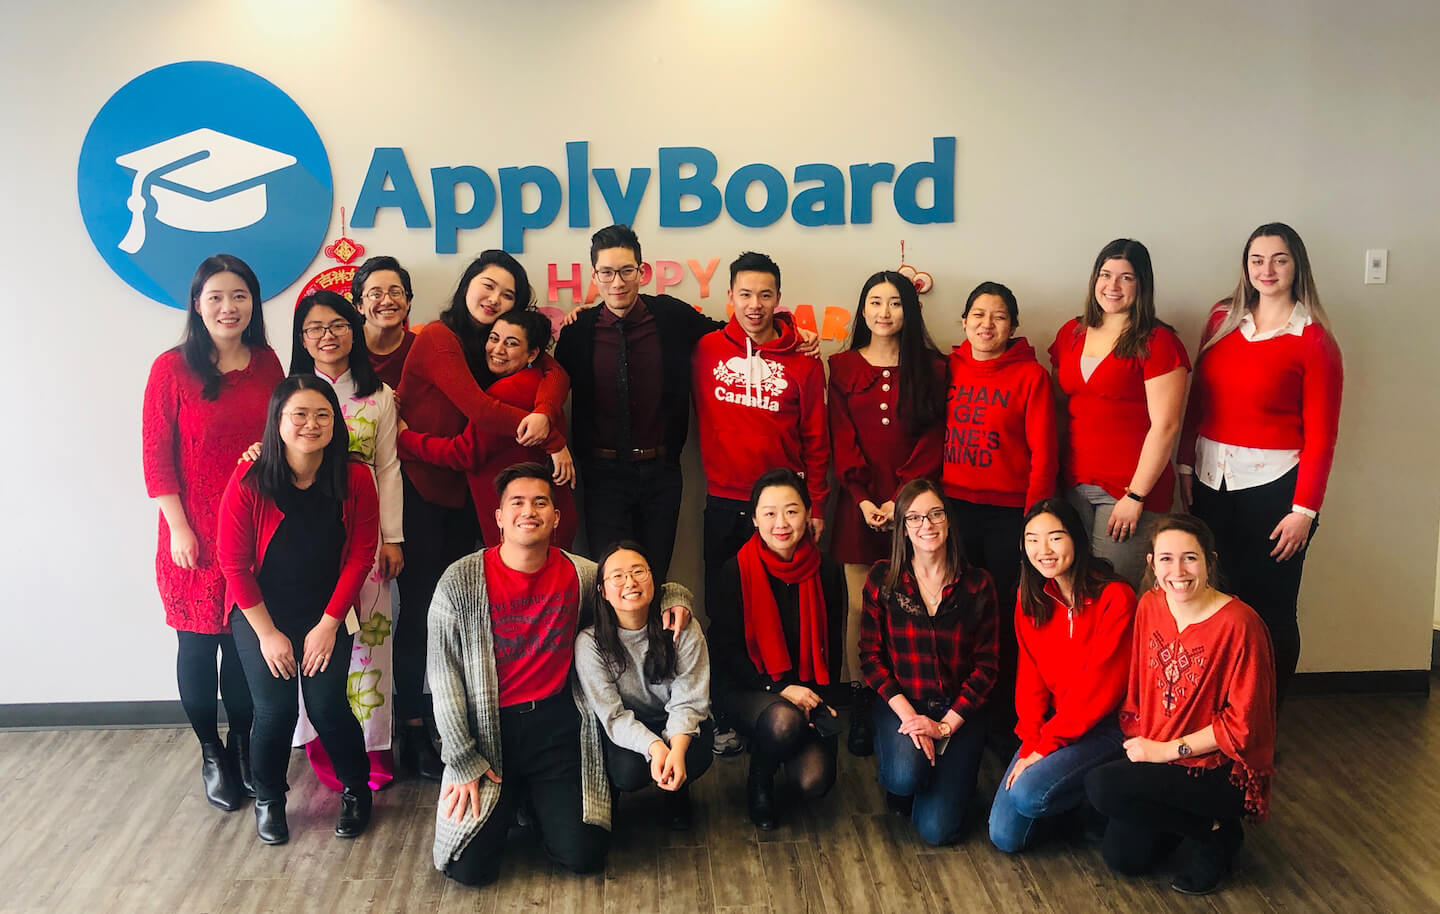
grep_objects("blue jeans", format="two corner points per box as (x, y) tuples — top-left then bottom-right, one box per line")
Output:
(988, 719), (1124, 853)
(873, 700), (987, 846)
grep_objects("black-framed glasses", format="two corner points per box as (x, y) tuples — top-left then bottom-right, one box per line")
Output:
(903, 508), (949, 528)
(595, 266), (641, 282)
(362, 287), (408, 303)
(301, 321), (354, 340)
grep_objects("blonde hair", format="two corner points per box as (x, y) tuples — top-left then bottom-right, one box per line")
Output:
(1203, 222), (1332, 353)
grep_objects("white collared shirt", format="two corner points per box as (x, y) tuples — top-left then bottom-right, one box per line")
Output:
(1181, 302), (1318, 518)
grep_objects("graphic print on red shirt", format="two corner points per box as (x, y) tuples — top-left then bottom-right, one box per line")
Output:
(484, 547), (581, 707)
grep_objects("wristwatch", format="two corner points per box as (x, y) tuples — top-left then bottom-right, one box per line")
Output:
(937, 721), (952, 738)
(1123, 487), (1147, 503)
(1176, 739), (1192, 758)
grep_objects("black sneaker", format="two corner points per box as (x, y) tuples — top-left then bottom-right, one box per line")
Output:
(712, 727), (745, 756)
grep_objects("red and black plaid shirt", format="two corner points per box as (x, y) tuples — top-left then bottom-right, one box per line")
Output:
(858, 559), (999, 719)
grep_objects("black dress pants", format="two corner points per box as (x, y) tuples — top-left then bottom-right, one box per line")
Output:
(444, 694), (610, 887)
(580, 457), (685, 580)
(702, 496), (754, 630)
(947, 498), (1024, 742)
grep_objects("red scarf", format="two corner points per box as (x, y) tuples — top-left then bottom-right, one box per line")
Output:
(737, 532), (829, 684)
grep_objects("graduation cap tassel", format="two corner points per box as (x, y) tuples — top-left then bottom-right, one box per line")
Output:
(118, 169), (150, 254)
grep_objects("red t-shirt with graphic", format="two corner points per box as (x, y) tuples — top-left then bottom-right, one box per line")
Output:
(485, 547), (580, 707)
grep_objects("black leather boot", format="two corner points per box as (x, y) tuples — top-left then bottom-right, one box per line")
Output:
(335, 786), (373, 838)
(200, 741), (243, 812)
(1172, 819), (1243, 895)
(746, 772), (776, 831)
(255, 798), (289, 845)
(400, 724), (444, 782)
(227, 730), (256, 798)
(847, 684), (875, 757)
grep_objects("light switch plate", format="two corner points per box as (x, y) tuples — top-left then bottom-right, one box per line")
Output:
(1365, 249), (1388, 284)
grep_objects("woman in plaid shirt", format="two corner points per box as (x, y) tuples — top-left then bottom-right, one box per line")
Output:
(859, 479), (999, 845)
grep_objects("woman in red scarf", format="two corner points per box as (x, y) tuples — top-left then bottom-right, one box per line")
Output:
(858, 479), (998, 846)
(708, 469), (846, 830)
(1085, 514), (1276, 896)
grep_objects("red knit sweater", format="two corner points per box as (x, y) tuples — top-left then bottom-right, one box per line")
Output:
(943, 338), (1058, 509)
(216, 461), (379, 623)
(1178, 305), (1343, 511)
(1014, 579), (1136, 757)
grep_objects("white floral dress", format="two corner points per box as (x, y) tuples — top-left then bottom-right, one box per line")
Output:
(295, 369), (403, 777)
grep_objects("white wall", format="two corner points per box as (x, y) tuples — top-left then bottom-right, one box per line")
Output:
(3, 0), (1436, 704)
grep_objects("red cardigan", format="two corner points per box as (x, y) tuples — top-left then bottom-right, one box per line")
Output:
(396, 321), (568, 508)
(1049, 319), (1190, 512)
(1178, 304), (1343, 512)
(1122, 590), (1277, 819)
(216, 460), (379, 623)
(1014, 579), (1136, 757)
(943, 338), (1057, 509)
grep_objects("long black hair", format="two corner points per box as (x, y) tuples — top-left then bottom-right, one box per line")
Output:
(181, 254), (269, 400)
(243, 375), (351, 501)
(289, 290), (382, 398)
(590, 540), (677, 684)
(846, 270), (945, 434)
(439, 250), (534, 382)
(1017, 498), (1127, 626)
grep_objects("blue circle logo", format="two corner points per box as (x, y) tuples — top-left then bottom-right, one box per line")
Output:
(78, 61), (332, 310)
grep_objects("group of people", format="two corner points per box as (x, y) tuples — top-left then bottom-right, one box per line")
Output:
(141, 220), (1341, 895)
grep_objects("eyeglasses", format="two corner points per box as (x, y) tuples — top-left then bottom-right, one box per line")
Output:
(362, 287), (408, 303)
(594, 266), (641, 283)
(283, 409), (336, 427)
(604, 568), (653, 588)
(301, 321), (354, 340)
(903, 508), (949, 528)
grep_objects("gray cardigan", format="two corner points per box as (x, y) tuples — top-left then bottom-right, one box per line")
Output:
(427, 547), (692, 869)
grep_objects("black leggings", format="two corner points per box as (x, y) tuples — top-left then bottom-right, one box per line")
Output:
(1085, 759), (1248, 876)
(721, 690), (837, 797)
(176, 630), (252, 746)
(604, 719), (716, 792)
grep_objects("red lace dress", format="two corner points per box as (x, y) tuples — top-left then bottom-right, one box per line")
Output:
(142, 347), (283, 633)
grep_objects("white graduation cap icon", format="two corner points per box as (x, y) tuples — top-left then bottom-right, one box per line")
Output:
(114, 128), (298, 254)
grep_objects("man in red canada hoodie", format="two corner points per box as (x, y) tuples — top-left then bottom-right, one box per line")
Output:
(692, 251), (831, 626)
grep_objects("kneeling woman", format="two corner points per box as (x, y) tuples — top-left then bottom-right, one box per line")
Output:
(575, 542), (714, 830)
(859, 479), (998, 846)
(218, 376), (380, 845)
(709, 469), (846, 830)
(1085, 515), (1276, 895)
(989, 498), (1136, 853)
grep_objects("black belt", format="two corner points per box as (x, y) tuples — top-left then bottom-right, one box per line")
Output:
(500, 692), (569, 715)
(593, 445), (667, 461)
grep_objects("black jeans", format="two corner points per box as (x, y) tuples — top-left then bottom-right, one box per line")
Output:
(1085, 759), (1248, 875)
(1190, 469), (1311, 705)
(444, 694), (610, 887)
(702, 496), (753, 630)
(603, 718), (716, 792)
(175, 630), (252, 746)
(230, 611), (369, 802)
(580, 458), (685, 581)
(394, 472), (480, 722)
(947, 498), (1024, 741)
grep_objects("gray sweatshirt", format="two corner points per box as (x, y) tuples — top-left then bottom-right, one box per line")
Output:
(574, 622), (711, 758)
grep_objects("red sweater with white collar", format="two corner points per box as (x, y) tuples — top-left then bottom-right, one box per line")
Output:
(1014, 579), (1136, 758)
(1178, 304), (1344, 512)
(692, 312), (830, 516)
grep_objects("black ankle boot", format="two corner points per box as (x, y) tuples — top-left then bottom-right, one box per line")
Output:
(335, 786), (373, 839)
(847, 685), (875, 757)
(200, 741), (243, 812)
(664, 784), (694, 831)
(885, 791), (914, 817)
(255, 798), (289, 845)
(747, 773), (776, 831)
(1171, 819), (1243, 895)
(401, 725), (444, 782)
(227, 730), (256, 798)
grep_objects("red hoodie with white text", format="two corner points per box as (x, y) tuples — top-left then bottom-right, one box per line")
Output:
(692, 312), (830, 517)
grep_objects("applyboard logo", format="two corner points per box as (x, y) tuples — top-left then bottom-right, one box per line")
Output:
(78, 61), (331, 310)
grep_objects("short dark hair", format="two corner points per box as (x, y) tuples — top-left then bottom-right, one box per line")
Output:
(244, 374), (350, 501)
(729, 251), (781, 292)
(182, 254), (269, 400)
(747, 467), (809, 515)
(1017, 498), (1127, 626)
(962, 281), (1019, 323)
(290, 290), (382, 398)
(350, 255), (413, 303)
(589, 224), (642, 268)
(493, 461), (556, 501)
(439, 250), (535, 381)
(493, 309), (554, 355)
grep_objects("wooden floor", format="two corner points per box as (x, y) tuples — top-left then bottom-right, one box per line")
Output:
(3, 683), (1439, 914)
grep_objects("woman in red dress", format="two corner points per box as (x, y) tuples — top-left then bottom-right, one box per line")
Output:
(827, 270), (946, 755)
(141, 254), (283, 812)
